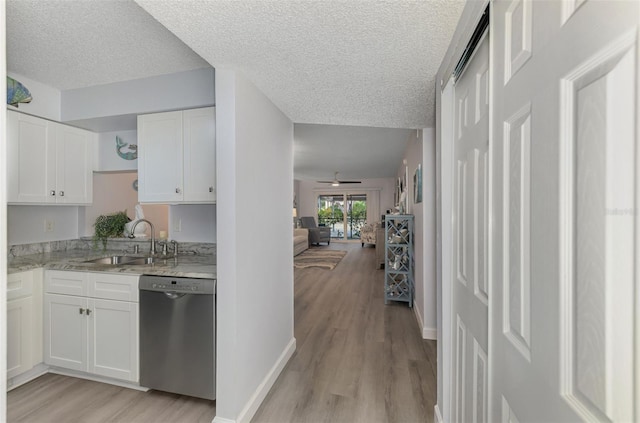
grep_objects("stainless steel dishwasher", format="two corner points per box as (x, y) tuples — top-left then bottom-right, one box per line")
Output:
(139, 275), (216, 400)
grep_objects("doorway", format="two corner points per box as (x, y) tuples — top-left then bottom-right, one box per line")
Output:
(317, 193), (367, 241)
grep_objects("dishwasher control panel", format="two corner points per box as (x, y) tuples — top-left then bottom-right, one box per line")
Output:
(139, 275), (215, 295)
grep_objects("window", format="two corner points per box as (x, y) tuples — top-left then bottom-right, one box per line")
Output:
(317, 193), (367, 240)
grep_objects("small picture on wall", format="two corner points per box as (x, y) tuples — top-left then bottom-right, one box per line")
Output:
(414, 164), (422, 203)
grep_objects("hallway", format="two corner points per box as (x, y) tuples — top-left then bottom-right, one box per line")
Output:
(253, 243), (437, 422)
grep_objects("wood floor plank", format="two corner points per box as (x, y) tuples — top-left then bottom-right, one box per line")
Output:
(7, 243), (436, 423)
(252, 243), (437, 423)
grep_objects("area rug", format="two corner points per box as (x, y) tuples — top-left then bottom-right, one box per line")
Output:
(294, 249), (347, 270)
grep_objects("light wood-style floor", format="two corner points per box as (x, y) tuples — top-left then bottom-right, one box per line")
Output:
(7, 243), (436, 423)
(252, 243), (437, 423)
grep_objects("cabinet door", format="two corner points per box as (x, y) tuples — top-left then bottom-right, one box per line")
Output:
(44, 293), (87, 372)
(138, 110), (184, 203)
(7, 111), (56, 204)
(7, 297), (33, 379)
(87, 299), (138, 382)
(183, 107), (216, 203)
(53, 122), (94, 205)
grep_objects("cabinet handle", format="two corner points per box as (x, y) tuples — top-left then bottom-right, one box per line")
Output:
(176, 188), (181, 194)
(86, 309), (92, 316)
(209, 187), (213, 193)
(79, 308), (85, 315)
(59, 191), (65, 197)
(50, 190), (56, 196)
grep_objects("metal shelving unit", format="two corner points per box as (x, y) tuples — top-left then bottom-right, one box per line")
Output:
(384, 214), (414, 307)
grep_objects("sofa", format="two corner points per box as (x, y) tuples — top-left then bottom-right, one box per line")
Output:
(294, 228), (309, 256)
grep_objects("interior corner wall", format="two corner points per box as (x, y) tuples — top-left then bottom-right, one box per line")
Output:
(215, 68), (294, 423)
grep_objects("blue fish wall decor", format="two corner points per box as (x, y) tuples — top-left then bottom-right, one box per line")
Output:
(116, 136), (138, 160)
(7, 76), (33, 107)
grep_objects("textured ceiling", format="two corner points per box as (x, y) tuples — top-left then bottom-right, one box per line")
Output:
(7, 0), (464, 180)
(294, 124), (414, 181)
(135, 0), (465, 129)
(7, 0), (210, 90)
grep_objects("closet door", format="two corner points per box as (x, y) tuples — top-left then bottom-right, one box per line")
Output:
(490, 1), (639, 421)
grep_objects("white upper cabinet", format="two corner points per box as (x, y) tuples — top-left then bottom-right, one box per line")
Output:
(138, 107), (215, 204)
(53, 122), (94, 204)
(7, 111), (95, 205)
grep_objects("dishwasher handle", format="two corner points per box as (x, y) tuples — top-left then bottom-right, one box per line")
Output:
(165, 291), (186, 300)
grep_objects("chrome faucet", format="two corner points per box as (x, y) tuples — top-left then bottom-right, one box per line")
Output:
(128, 219), (156, 255)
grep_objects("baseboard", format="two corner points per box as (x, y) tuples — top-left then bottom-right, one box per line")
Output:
(212, 417), (235, 423)
(435, 404), (443, 423)
(235, 337), (297, 423)
(48, 367), (148, 392)
(412, 305), (438, 340)
(423, 327), (437, 340)
(7, 363), (48, 391)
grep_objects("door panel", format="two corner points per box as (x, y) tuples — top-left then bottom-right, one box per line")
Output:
(44, 294), (87, 372)
(452, 34), (489, 423)
(491, 1), (639, 421)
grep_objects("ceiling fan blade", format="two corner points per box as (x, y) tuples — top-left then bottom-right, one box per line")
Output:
(317, 180), (334, 183)
(337, 181), (361, 184)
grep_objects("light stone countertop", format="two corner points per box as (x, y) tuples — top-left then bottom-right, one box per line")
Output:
(8, 249), (216, 279)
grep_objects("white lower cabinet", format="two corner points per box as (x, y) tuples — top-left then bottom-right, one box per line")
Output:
(44, 271), (139, 383)
(7, 269), (43, 380)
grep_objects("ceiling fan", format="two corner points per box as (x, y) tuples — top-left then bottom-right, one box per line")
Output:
(317, 172), (362, 186)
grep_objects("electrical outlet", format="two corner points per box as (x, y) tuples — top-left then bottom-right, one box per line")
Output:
(44, 219), (55, 232)
(173, 218), (182, 232)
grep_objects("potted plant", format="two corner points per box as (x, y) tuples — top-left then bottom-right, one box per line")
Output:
(93, 211), (131, 250)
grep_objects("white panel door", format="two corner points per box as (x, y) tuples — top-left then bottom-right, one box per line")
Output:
(54, 122), (93, 205)
(138, 110), (184, 203)
(183, 107), (216, 203)
(451, 34), (490, 423)
(6, 111), (56, 204)
(491, 1), (639, 421)
(7, 297), (33, 379)
(87, 298), (138, 382)
(44, 293), (87, 372)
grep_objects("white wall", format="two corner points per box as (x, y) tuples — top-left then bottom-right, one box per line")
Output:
(422, 129), (437, 338)
(8, 205), (79, 245)
(297, 177), (395, 221)
(1, 6), (9, 413)
(7, 72), (61, 121)
(215, 69), (295, 423)
(61, 68), (215, 125)
(395, 129), (437, 340)
(96, 130), (138, 172)
(169, 204), (216, 243)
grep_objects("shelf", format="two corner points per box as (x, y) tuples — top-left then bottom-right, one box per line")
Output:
(384, 215), (414, 308)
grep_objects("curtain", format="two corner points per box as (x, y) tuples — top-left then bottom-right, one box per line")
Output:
(366, 190), (380, 224)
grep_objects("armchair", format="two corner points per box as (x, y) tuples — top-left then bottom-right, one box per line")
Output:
(360, 222), (382, 247)
(299, 216), (331, 245)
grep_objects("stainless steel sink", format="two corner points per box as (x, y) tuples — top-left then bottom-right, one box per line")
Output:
(84, 255), (138, 265)
(84, 256), (161, 265)
(126, 257), (159, 265)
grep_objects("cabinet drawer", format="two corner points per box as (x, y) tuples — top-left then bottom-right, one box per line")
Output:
(45, 270), (87, 296)
(88, 273), (140, 302)
(8, 271), (34, 300)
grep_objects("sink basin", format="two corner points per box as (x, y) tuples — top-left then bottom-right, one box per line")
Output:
(126, 257), (159, 265)
(84, 255), (138, 265)
(84, 256), (161, 265)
